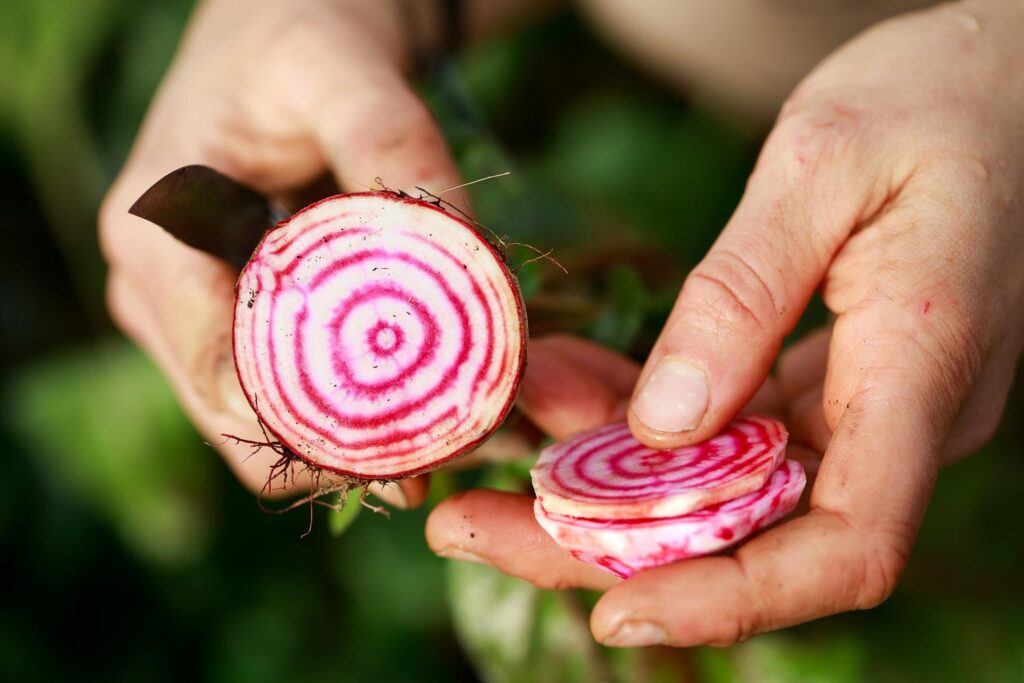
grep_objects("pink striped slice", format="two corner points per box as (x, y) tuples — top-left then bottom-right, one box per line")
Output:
(232, 192), (526, 479)
(531, 416), (787, 519)
(535, 459), (806, 578)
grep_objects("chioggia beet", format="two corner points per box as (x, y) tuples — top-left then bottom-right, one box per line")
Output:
(232, 192), (526, 480)
(531, 417), (805, 578)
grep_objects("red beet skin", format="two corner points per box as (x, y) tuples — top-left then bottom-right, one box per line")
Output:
(531, 417), (805, 577)
(233, 192), (526, 480)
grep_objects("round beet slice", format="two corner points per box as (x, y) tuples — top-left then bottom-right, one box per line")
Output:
(233, 192), (526, 480)
(535, 459), (806, 578)
(531, 416), (788, 519)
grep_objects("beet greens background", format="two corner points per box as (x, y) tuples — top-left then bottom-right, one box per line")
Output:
(2, 2), (1023, 681)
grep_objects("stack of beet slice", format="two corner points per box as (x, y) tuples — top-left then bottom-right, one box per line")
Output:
(531, 416), (805, 578)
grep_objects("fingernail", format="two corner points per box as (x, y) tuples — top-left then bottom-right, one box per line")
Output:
(437, 547), (486, 565)
(603, 621), (668, 648)
(632, 357), (708, 432)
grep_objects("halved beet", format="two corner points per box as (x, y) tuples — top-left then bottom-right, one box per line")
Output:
(233, 192), (526, 480)
(531, 416), (788, 519)
(535, 460), (805, 579)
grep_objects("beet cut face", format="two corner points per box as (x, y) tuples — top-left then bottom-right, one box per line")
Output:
(233, 192), (526, 480)
(535, 459), (805, 579)
(530, 417), (805, 577)
(531, 416), (788, 520)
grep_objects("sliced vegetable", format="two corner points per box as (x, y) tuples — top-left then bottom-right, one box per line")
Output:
(233, 192), (526, 480)
(531, 417), (788, 519)
(535, 459), (805, 578)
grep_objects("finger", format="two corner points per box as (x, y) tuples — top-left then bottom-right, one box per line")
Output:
(458, 420), (542, 465)
(777, 327), (834, 453)
(627, 102), (892, 448)
(593, 382), (939, 647)
(743, 377), (785, 420)
(518, 338), (631, 440)
(784, 443), (822, 493)
(777, 325), (832, 402)
(787, 387), (832, 455)
(593, 241), (976, 648)
(107, 270), (308, 495)
(537, 334), (641, 395)
(368, 475), (430, 510)
(426, 489), (620, 591)
(300, 70), (467, 210)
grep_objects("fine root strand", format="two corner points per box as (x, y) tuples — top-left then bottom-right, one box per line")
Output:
(436, 171), (512, 195)
(216, 400), (385, 537)
(358, 486), (391, 517)
(370, 175), (566, 275)
(509, 244), (567, 274)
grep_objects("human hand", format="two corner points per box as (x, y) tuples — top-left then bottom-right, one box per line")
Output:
(100, 0), (463, 503)
(428, 0), (1024, 646)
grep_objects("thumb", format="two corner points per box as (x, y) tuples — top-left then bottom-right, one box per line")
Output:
(629, 103), (888, 447)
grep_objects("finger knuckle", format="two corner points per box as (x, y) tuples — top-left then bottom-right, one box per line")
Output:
(715, 608), (764, 647)
(274, 5), (330, 51)
(905, 306), (987, 427)
(844, 297), (988, 435)
(684, 249), (782, 337)
(710, 556), (770, 646)
(321, 81), (438, 167)
(933, 316), (986, 393)
(266, 2), (363, 68)
(855, 533), (910, 610)
(761, 98), (864, 187)
(365, 93), (437, 151)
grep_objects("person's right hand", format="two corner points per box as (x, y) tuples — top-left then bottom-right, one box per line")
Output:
(100, 0), (464, 504)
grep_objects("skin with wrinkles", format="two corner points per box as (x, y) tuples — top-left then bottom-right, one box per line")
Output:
(100, 0), (552, 498)
(103, 0), (1024, 649)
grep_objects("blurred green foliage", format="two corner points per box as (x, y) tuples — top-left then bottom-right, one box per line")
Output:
(1, 2), (1022, 682)
(8, 342), (216, 567)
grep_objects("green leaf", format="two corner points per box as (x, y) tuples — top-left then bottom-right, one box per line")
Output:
(327, 488), (362, 537)
(447, 558), (692, 683)
(731, 633), (866, 683)
(515, 261), (543, 301)
(4, 340), (215, 567)
(589, 265), (649, 353)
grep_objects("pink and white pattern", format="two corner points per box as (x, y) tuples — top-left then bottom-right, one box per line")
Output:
(532, 416), (788, 519)
(535, 459), (806, 578)
(233, 193), (525, 479)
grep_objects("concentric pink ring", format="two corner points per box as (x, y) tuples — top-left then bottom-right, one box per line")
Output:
(535, 459), (806, 578)
(232, 193), (526, 479)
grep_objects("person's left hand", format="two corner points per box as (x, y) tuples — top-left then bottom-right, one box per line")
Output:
(426, 0), (1024, 648)
(425, 334), (825, 633)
